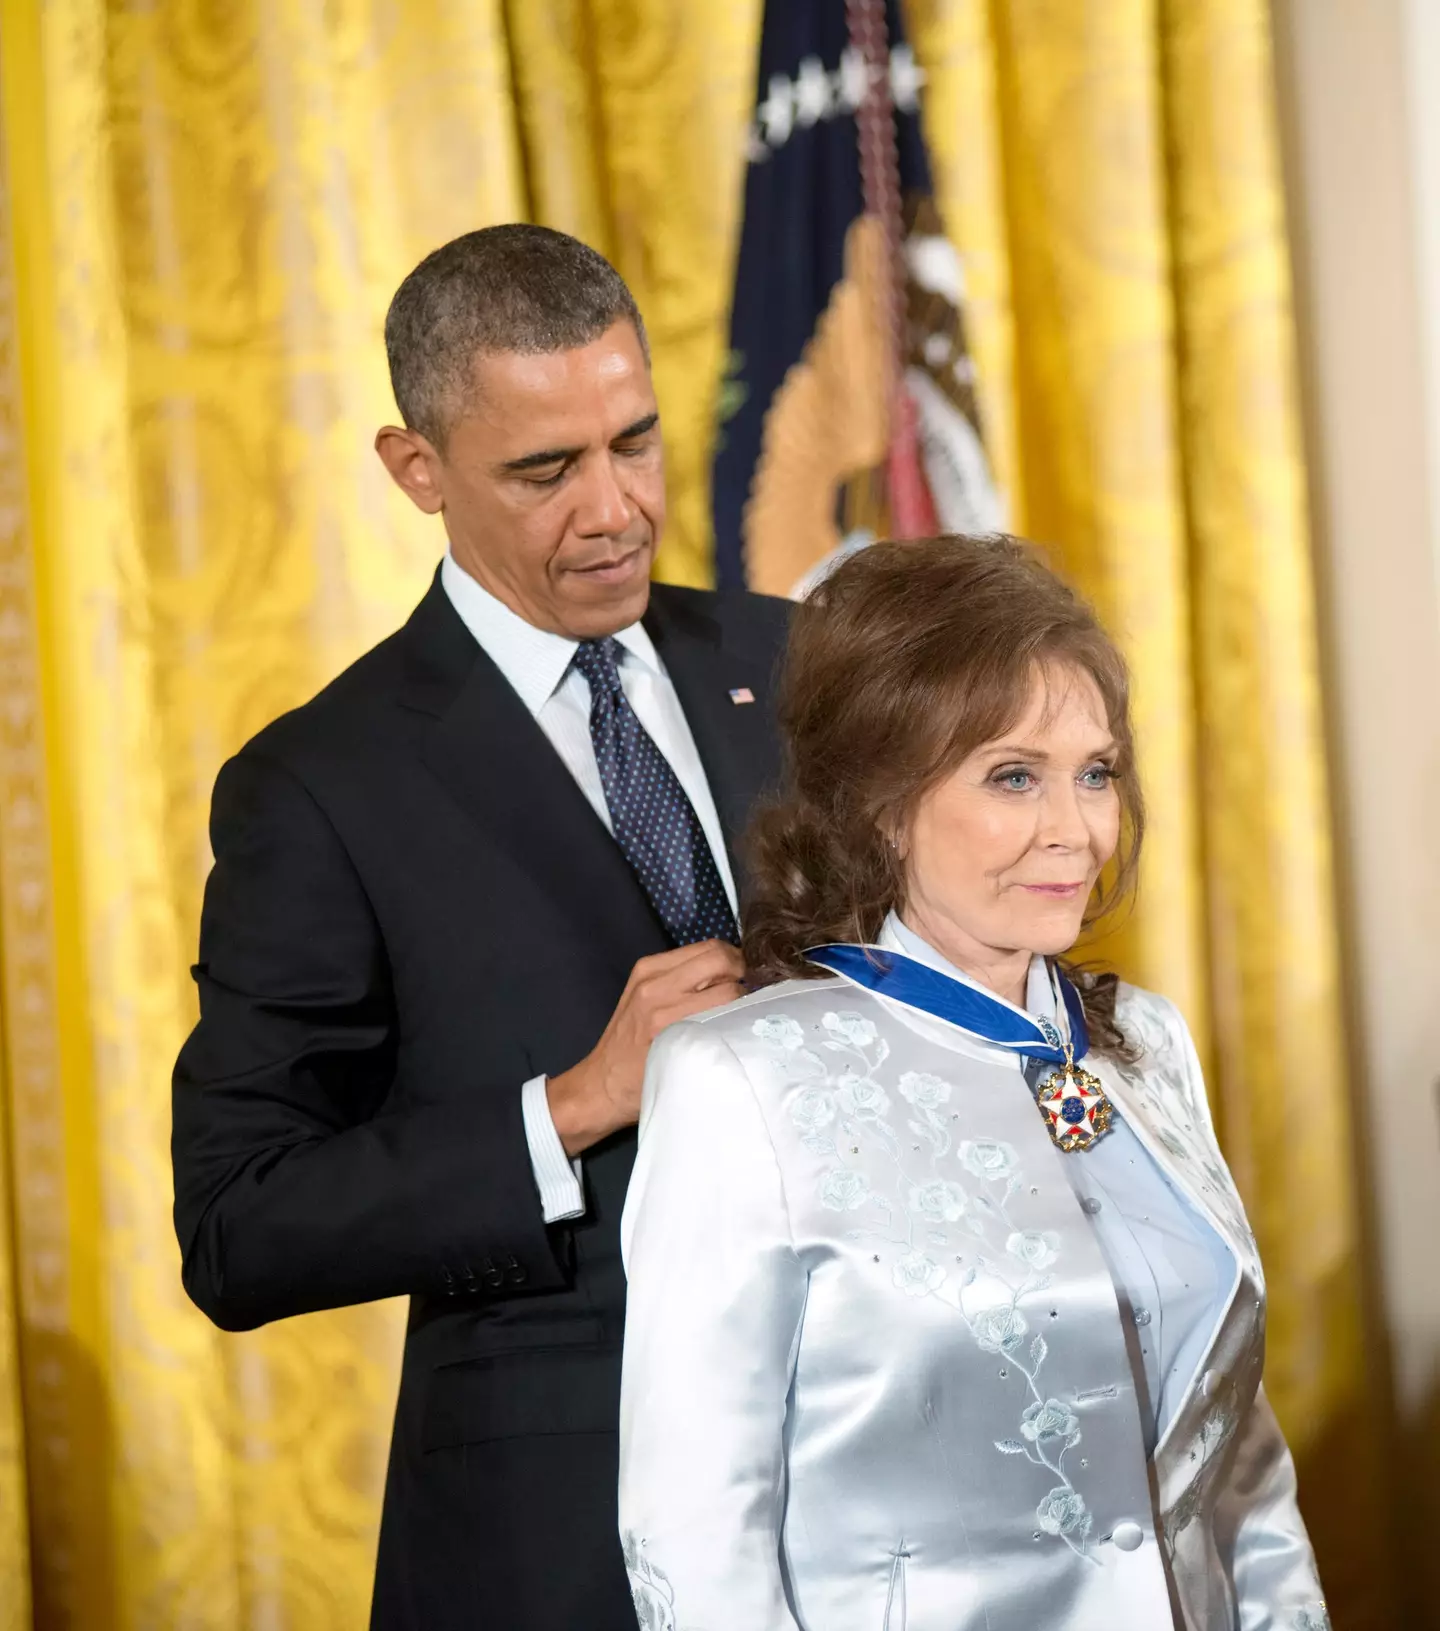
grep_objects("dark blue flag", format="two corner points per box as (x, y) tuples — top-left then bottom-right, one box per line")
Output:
(711, 0), (999, 593)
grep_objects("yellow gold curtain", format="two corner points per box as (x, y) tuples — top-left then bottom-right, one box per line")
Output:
(1, 2), (524, 1624)
(0, 0), (1389, 1626)
(910, 1), (1393, 1620)
(503, 0), (763, 586)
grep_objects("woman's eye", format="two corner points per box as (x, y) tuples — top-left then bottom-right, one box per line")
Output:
(1079, 765), (1115, 789)
(994, 769), (1033, 791)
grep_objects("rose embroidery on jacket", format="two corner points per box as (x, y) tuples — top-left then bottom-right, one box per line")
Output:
(752, 1014), (807, 1051)
(789, 1088), (836, 1132)
(819, 1169), (870, 1211)
(822, 1009), (879, 1047)
(753, 1006), (1097, 1559)
(1036, 1485), (1090, 1537)
(908, 1180), (967, 1223)
(898, 1070), (952, 1110)
(958, 1139), (1019, 1182)
(1007, 1230), (1060, 1270)
(892, 1249), (947, 1296)
(1022, 1398), (1081, 1445)
(623, 1534), (678, 1631)
(835, 1071), (891, 1120)
(972, 1304), (1028, 1353)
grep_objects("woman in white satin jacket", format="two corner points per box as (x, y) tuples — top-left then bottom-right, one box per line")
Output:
(617, 536), (1327, 1631)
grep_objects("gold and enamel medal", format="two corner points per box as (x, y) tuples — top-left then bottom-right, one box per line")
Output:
(1034, 1043), (1114, 1153)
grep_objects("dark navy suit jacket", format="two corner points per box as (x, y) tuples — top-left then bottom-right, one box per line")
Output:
(172, 569), (789, 1630)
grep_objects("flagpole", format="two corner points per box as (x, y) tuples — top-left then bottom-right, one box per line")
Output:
(847, 0), (938, 540)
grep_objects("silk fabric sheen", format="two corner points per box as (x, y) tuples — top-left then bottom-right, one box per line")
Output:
(619, 973), (1326, 1630)
(881, 916), (1235, 1454)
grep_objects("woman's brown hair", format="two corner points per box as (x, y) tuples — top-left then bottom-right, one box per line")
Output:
(742, 534), (1145, 1056)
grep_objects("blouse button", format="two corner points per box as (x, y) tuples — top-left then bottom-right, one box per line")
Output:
(1133, 1307), (1152, 1327)
(1112, 1522), (1144, 1552)
(1080, 1197), (1103, 1216)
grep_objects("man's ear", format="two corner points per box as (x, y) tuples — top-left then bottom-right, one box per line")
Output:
(375, 424), (445, 515)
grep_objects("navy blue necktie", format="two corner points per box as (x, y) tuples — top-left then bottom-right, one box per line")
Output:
(571, 638), (739, 947)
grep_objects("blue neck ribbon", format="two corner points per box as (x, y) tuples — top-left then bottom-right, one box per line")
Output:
(803, 944), (1090, 1066)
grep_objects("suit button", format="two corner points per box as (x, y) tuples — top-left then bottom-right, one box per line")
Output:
(504, 1256), (528, 1286)
(1201, 1369), (1220, 1398)
(480, 1256), (505, 1290)
(1112, 1522), (1144, 1551)
(440, 1267), (457, 1298)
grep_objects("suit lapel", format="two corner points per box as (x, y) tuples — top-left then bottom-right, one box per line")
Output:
(397, 573), (665, 974)
(644, 585), (783, 891)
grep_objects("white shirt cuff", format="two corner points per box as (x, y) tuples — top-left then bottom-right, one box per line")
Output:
(521, 1074), (586, 1222)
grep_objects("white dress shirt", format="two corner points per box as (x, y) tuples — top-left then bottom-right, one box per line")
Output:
(440, 553), (738, 1222)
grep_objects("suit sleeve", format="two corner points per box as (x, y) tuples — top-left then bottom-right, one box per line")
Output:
(172, 747), (569, 1331)
(1214, 1388), (1329, 1631)
(618, 1023), (806, 1631)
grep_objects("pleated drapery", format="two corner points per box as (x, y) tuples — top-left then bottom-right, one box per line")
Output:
(0, 1), (1390, 1625)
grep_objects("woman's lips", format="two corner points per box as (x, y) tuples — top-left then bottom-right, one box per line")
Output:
(1020, 882), (1085, 898)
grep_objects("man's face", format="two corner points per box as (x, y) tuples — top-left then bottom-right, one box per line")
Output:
(377, 321), (665, 639)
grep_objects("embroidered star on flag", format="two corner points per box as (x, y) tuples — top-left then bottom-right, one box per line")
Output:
(729, 687), (755, 705)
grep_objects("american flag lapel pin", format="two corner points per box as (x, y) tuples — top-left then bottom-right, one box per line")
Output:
(728, 686), (755, 705)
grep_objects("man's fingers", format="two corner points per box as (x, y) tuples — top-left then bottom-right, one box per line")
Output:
(653, 981), (745, 1032)
(631, 941), (743, 1003)
(631, 938), (742, 978)
(690, 944), (745, 986)
(628, 942), (713, 980)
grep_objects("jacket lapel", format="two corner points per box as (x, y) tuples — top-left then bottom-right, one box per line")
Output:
(644, 585), (784, 892)
(396, 573), (666, 974)
(1093, 1057), (1250, 1449)
(1096, 1059), (1251, 1264)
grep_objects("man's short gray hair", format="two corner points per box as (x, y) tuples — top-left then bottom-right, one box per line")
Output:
(384, 224), (648, 446)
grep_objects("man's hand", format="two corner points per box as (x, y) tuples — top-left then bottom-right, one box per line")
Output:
(546, 940), (745, 1156)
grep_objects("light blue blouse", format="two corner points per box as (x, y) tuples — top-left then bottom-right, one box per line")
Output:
(885, 916), (1235, 1454)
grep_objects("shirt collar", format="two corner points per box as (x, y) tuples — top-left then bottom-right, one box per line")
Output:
(879, 910), (1063, 1033)
(440, 552), (661, 719)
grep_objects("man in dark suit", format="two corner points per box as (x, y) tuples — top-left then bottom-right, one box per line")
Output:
(171, 225), (789, 1630)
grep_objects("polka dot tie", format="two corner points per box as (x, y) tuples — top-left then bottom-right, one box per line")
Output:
(571, 638), (739, 947)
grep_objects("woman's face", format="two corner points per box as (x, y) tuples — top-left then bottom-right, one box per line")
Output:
(899, 664), (1122, 984)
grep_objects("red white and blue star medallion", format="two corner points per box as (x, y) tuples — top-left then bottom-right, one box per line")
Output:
(1035, 1055), (1114, 1153)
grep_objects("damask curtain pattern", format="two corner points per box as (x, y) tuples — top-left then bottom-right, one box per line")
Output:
(905, 1), (1392, 1620)
(2, 1), (526, 1624)
(0, 23), (37, 1619)
(0, 0), (1390, 1627)
(1159, 0), (1377, 1580)
(501, 0), (763, 588)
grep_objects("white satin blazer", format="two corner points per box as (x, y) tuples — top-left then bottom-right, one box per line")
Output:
(617, 967), (1327, 1631)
